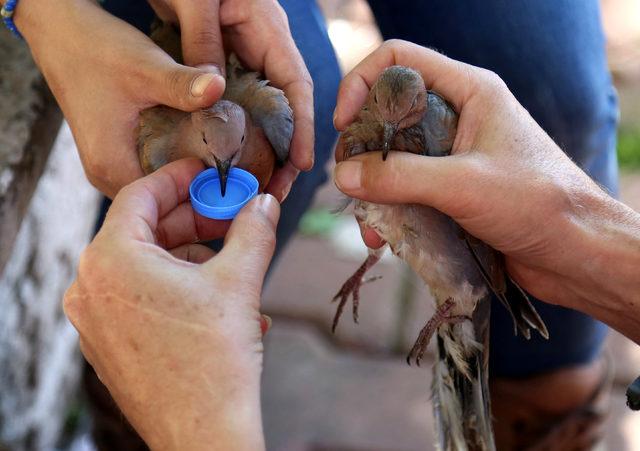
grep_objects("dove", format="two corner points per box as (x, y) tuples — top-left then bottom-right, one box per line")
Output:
(137, 21), (293, 195)
(332, 66), (549, 450)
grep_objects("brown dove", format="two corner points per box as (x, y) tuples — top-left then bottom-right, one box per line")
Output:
(332, 66), (549, 450)
(137, 22), (293, 195)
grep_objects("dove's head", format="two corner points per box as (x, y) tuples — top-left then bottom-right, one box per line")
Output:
(370, 66), (427, 160)
(192, 100), (247, 196)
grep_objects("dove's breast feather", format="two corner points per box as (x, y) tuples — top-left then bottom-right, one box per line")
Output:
(355, 200), (489, 315)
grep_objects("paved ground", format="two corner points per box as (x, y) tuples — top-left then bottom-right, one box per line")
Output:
(260, 169), (640, 450)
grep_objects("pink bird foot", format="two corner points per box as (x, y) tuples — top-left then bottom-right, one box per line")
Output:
(407, 298), (470, 366)
(331, 254), (381, 333)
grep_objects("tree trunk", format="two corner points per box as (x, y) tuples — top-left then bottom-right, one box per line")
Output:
(0, 27), (100, 450)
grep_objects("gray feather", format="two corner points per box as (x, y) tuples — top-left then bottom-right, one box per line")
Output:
(148, 22), (293, 165)
(225, 55), (293, 165)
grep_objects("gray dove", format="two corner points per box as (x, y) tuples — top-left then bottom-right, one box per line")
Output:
(332, 65), (549, 451)
(137, 21), (293, 195)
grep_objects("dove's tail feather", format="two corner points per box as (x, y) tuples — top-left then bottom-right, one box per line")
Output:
(463, 236), (548, 340)
(503, 275), (549, 339)
(330, 195), (353, 215)
(432, 298), (495, 451)
(627, 376), (640, 410)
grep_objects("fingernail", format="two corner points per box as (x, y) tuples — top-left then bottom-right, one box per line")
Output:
(256, 194), (280, 227)
(191, 73), (217, 97)
(260, 314), (272, 335)
(190, 66), (225, 98)
(332, 108), (338, 129)
(334, 161), (362, 192)
(280, 181), (294, 202)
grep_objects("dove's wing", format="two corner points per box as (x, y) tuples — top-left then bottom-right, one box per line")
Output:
(396, 90), (549, 340)
(149, 20), (184, 63)
(146, 20), (293, 166)
(463, 233), (549, 339)
(137, 106), (187, 174)
(224, 55), (293, 165)
(392, 91), (458, 156)
(423, 91), (459, 156)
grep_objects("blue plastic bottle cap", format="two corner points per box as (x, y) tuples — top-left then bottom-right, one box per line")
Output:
(190, 167), (259, 220)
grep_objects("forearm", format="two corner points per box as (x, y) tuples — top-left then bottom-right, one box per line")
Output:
(109, 342), (266, 451)
(7, 0), (54, 42)
(140, 377), (265, 451)
(10, 0), (107, 53)
(560, 191), (640, 343)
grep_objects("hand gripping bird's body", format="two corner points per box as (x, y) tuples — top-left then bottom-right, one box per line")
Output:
(137, 22), (293, 195)
(333, 66), (549, 451)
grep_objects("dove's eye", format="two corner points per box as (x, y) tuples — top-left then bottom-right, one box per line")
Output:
(202, 134), (208, 145)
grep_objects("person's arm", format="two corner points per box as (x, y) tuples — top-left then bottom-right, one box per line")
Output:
(332, 40), (640, 344)
(558, 192), (640, 343)
(9, 0), (312, 200)
(64, 159), (277, 450)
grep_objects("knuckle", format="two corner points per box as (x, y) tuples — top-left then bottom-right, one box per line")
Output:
(301, 72), (314, 91)
(259, 0), (288, 25)
(83, 157), (109, 191)
(271, 1), (287, 22)
(360, 158), (385, 192)
(166, 67), (189, 105)
(62, 289), (79, 324)
(476, 68), (508, 94)
(382, 39), (404, 50)
(190, 29), (223, 51)
(77, 245), (100, 280)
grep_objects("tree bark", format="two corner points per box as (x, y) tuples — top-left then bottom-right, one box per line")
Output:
(0, 27), (100, 450)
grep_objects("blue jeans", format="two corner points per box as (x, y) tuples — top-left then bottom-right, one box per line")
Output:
(367, 0), (618, 377)
(101, 0), (617, 377)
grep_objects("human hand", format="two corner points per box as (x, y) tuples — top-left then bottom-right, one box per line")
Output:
(147, 0), (315, 200)
(64, 158), (278, 450)
(332, 40), (634, 313)
(15, 0), (226, 198)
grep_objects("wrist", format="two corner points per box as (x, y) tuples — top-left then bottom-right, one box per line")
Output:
(8, 0), (39, 42)
(143, 362), (265, 451)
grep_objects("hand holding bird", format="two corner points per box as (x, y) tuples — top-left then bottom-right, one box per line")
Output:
(138, 21), (294, 198)
(332, 41), (556, 450)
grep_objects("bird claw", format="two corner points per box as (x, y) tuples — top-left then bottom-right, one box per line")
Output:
(331, 274), (363, 333)
(331, 255), (381, 333)
(406, 299), (469, 367)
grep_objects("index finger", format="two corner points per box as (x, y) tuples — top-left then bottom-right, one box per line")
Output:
(334, 40), (477, 131)
(104, 159), (211, 244)
(265, 44), (315, 172)
(175, 0), (226, 73)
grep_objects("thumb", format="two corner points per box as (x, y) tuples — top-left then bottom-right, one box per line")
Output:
(206, 194), (280, 285)
(334, 151), (472, 215)
(150, 60), (225, 112)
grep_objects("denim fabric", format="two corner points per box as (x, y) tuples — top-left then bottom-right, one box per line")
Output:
(367, 0), (618, 377)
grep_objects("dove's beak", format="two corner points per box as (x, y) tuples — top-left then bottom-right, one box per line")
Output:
(214, 156), (232, 197)
(382, 122), (397, 161)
